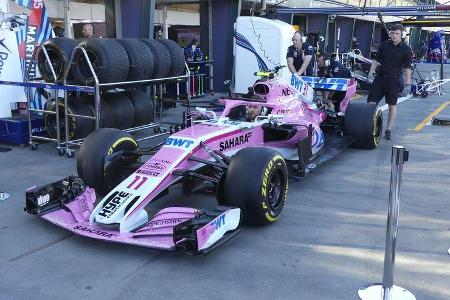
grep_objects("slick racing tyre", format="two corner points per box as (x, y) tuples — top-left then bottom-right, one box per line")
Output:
(37, 37), (78, 82)
(158, 39), (185, 77)
(71, 38), (129, 85)
(141, 39), (171, 79)
(116, 39), (154, 81)
(77, 128), (139, 195)
(82, 95), (114, 128)
(126, 89), (154, 126)
(343, 102), (382, 149)
(104, 92), (135, 129)
(221, 147), (288, 226)
(45, 97), (94, 140)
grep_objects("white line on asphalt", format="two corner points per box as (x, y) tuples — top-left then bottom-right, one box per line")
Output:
(379, 95), (413, 111)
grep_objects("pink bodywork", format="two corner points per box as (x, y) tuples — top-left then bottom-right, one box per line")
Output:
(37, 75), (355, 250)
(124, 76), (356, 223)
(42, 187), (229, 250)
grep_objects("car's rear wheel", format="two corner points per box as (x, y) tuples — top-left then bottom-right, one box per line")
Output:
(219, 147), (288, 226)
(343, 102), (382, 149)
(77, 128), (139, 195)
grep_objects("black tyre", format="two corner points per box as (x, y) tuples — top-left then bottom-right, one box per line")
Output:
(37, 37), (78, 82)
(116, 39), (154, 80)
(104, 92), (135, 129)
(421, 90), (429, 98)
(77, 128), (138, 194)
(45, 97), (94, 140)
(126, 89), (154, 126)
(141, 39), (171, 78)
(221, 147), (288, 226)
(71, 38), (129, 85)
(343, 102), (382, 149)
(158, 39), (185, 77)
(81, 95), (114, 128)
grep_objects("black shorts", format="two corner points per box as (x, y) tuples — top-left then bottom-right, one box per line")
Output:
(367, 76), (400, 105)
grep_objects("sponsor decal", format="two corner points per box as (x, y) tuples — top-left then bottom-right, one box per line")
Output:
(37, 193), (49, 206)
(261, 160), (273, 198)
(98, 191), (131, 218)
(25, 25), (38, 78)
(281, 88), (292, 97)
(210, 214), (225, 229)
(31, 127), (46, 134)
(127, 175), (148, 190)
(291, 75), (303, 91)
(204, 119), (242, 126)
(145, 162), (166, 171)
(73, 225), (117, 238)
(0, 38), (11, 78)
(137, 169), (160, 177)
(33, 0), (45, 9)
(312, 128), (324, 148)
(153, 159), (171, 165)
(219, 132), (252, 151)
(275, 109), (290, 114)
(148, 219), (186, 228)
(165, 137), (195, 149)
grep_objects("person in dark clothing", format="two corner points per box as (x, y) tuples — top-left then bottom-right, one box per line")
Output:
(184, 39), (204, 61)
(82, 23), (98, 38)
(367, 24), (412, 140)
(286, 31), (314, 76)
(317, 52), (352, 112)
(351, 37), (360, 50)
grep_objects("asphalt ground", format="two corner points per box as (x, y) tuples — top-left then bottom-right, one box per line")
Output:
(1, 63), (450, 300)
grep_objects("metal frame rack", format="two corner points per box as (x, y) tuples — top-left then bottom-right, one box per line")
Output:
(0, 44), (191, 157)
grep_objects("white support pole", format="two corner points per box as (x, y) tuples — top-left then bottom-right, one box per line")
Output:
(63, 0), (73, 38)
(162, 4), (168, 39)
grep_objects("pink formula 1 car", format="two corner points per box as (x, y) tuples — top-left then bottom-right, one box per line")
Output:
(25, 68), (382, 254)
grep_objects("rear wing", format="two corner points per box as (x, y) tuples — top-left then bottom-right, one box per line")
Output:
(300, 76), (351, 92)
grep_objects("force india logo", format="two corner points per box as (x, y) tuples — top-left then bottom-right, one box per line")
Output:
(98, 191), (131, 218)
(219, 132), (252, 151)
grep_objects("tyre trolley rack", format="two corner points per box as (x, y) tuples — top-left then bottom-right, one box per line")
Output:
(0, 44), (191, 157)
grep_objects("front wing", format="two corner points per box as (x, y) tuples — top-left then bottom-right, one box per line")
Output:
(25, 177), (241, 254)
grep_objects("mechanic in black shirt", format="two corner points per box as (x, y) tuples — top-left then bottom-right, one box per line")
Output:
(317, 52), (352, 112)
(367, 24), (412, 140)
(286, 31), (314, 76)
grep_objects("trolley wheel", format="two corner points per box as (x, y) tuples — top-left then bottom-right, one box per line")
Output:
(421, 91), (429, 98)
(30, 143), (38, 151)
(57, 148), (65, 156)
(66, 149), (75, 158)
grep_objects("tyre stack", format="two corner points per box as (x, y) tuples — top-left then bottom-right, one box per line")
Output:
(38, 37), (185, 139)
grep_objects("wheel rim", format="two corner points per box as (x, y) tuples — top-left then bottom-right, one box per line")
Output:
(374, 113), (382, 144)
(267, 168), (284, 210)
(102, 141), (138, 189)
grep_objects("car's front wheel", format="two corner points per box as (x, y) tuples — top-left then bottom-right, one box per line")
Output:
(219, 147), (288, 226)
(77, 128), (139, 195)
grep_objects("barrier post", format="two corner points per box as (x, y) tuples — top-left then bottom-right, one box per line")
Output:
(358, 146), (415, 300)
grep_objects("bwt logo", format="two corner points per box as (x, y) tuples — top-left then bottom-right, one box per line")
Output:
(290, 74), (303, 90)
(211, 214), (225, 230)
(37, 194), (50, 206)
(165, 138), (195, 148)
